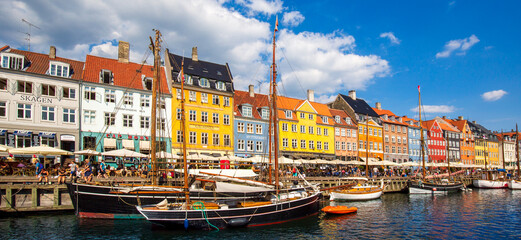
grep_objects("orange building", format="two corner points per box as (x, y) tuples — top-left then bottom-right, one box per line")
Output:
(373, 103), (409, 163)
(446, 117), (475, 165)
(330, 109), (358, 160)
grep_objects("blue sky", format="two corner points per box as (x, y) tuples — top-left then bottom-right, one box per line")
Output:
(1, 0), (519, 131)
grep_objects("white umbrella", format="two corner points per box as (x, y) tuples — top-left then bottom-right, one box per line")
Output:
(331, 159), (347, 165)
(401, 161), (420, 167)
(155, 151), (180, 159)
(345, 160), (365, 165)
(278, 156), (299, 164)
(74, 149), (100, 156)
(101, 148), (148, 158)
(248, 155), (270, 163)
(0, 145), (12, 152)
(10, 144), (72, 156)
(224, 155), (246, 162)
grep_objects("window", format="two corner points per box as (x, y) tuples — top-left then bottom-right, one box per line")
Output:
(140, 116), (150, 128)
(224, 135), (231, 146)
(243, 106), (252, 117)
(41, 84), (56, 96)
(282, 138), (288, 148)
(391, 125), (395, 132)
(261, 109), (269, 119)
(335, 116), (340, 123)
(292, 124), (297, 132)
(397, 126), (401, 133)
(347, 142), (351, 150)
(123, 92), (133, 105)
(201, 133), (208, 145)
(309, 126), (314, 134)
(213, 133), (220, 146)
(123, 114), (133, 127)
(84, 110), (95, 124)
(49, 62), (69, 77)
(17, 80), (32, 93)
(105, 90), (115, 103)
(17, 136), (31, 148)
(352, 130), (356, 137)
(378, 129), (382, 137)
(199, 78), (210, 88)
(335, 128), (340, 136)
(63, 87), (75, 99)
(341, 129), (346, 136)
(140, 94), (150, 107)
(317, 127), (322, 135)
(216, 81), (226, 91)
(223, 97), (230, 107)
(213, 113), (219, 124)
(282, 123), (288, 131)
(352, 142), (356, 151)
(322, 116), (328, 123)
(398, 137), (401, 144)
(17, 103), (31, 119)
(341, 142), (345, 150)
(1, 53), (24, 70)
(292, 139), (297, 148)
(177, 130), (183, 143)
(0, 78), (6, 90)
(184, 75), (192, 85)
(309, 114), (314, 120)
(247, 140), (254, 151)
(300, 125), (306, 133)
(201, 112), (208, 122)
(189, 132), (197, 144)
(335, 141), (340, 150)
(189, 110), (196, 121)
(100, 70), (113, 84)
(0, 101), (6, 117)
(41, 106), (55, 121)
(317, 141), (322, 150)
(324, 142), (329, 151)
(402, 126), (406, 133)
(309, 140), (314, 149)
(176, 89), (182, 99)
(223, 114), (230, 125)
(300, 112), (305, 119)
(85, 86), (96, 100)
(285, 111), (292, 119)
(247, 124), (254, 133)
(324, 128), (329, 136)
(212, 95), (220, 105)
(142, 77), (152, 90)
(256, 125), (262, 134)
(104, 112), (115, 126)
(346, 118), (351, 124)
(301, 140), (306, 149)
(201, 93), (208, 103)
(237, 122), (244, 132)
(189, 91), (196, 102)
(256, 141), (263, 152)
(238, 140), (245, 150)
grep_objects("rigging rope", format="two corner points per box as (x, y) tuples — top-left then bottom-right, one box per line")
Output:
(191, 201), (219, 231)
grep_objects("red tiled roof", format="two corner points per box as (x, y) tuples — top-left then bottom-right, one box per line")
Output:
(2, 46), (84, 81)
(435, 117), (461, 132)
(373, 107), (407, 126)
(234, 90), (269, 120)
(329, 109), (357, 128)
(83, 55), (169, 93)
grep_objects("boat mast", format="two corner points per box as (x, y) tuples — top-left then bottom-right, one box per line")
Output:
(180, 59), (190, 206)
(516, 124), (520, 178)
(365, 114), (369, 177)
(271, 17), (280, 195)
(149, 30), (161, 186)
(501, 130), (505, 170)
(446, 132), (450, 179)
(268, 69), (273, 184)
(419, 86), (425, 180)
(484, 137), (488, 171)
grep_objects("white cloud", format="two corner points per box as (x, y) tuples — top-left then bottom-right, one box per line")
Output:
(282, 11), (304, 27)
(436, 34), (480, 58)
(481, 90), (507, 101)
(236, 0), (283, 15)
(411, 105), (456, 113)
(379, 32), (401, 45)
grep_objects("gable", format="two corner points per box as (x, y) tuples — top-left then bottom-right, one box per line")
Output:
(296, 100), (317, 114)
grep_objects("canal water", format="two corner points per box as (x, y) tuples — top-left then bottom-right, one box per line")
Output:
(1, 189), (520, 240)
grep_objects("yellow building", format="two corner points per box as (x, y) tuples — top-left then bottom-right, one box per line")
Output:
(487, 141), (499, 166)
(165, 48), (234, 157)
(277, 94), (335, 159)
(474, 139), (486, 166)
(358, 117), (384, 161)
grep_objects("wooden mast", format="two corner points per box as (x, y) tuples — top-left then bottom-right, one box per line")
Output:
(365, 114), (369, 177)
(271, 17), (280, 194)
(268, 70), (273, 184)
(180, 59), (190, 206)
(446, 132), (450, 179)
(516, 124), (520, 178)
(419, 86), (425, 180)
(501, 130), (505, 170)
(149, 30), (161, 186)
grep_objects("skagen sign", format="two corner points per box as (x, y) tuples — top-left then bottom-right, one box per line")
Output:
(20, 95), (53, 104)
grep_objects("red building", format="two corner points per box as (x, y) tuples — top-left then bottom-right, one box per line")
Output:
(422, 120), (446, 163)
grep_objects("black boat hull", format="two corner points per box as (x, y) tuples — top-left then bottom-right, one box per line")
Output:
(408, 180), (464, 194)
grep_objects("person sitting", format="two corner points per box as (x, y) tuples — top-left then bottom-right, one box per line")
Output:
(141, 164), (149, 178)
(57, 167), (67, 184)
(39, 168), (49, 184)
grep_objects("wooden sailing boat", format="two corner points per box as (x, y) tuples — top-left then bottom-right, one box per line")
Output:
(408, 86), (463, 194)
(508, 124), (521, 189)
(136, 19), (321, 230)
(472, 131), (508, 188)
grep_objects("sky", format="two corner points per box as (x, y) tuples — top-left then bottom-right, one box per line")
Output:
(1, 0), (520, 132)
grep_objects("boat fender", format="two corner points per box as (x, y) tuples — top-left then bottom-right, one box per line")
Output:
(227, 218), (249, 228)
(432, 188), (437, 191)
(184, 218), (189, 230)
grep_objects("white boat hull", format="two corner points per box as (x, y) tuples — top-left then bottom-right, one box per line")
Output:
(507, 180), (521, 190)
(472, 179), (508, 189)
(409, 186), (449, 195)
(330, 189), (383, 201)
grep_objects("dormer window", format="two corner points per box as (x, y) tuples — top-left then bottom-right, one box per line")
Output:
(1, 53), (24, 70)
(100, 69), (113, 84)
(216, 81), (226, 91)
(49, 61), (70, 77)
(143, 77), (152, 91)
(346, 118), (351, 124)
(242, 106), (252, 117)
(199, 78), (210, 88)
(261, 108), (269, 119)
(184, 74), (192, 85)
(217, 71), (222, 76)
(285, 110), (292, 119)
(335, 116), (340, 123)
(322, 116), (328, 123)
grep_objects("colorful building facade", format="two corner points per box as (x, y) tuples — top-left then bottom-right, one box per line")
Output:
(330, 109), (358, 161)
(423, 120), (445, 163)
(373, 103), (409, 163)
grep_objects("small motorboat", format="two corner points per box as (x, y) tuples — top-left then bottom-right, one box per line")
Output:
(321, 206), (358, 215)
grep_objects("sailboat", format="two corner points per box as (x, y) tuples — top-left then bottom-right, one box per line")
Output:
(472, 136), (508, 189)
(67, 31), (271, 219)
(408, 86), (463, 194)
(136, 19), (321, 230)
(508, 125), (521, 189)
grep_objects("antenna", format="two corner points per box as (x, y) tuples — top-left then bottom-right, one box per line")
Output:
(21, 19), (41, 51)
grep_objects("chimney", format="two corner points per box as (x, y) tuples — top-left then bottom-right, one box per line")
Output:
(442, 116), (447, 120)
(375, 102), (382, 110)
(249, 85), (255, 98)
(458, 116), (464, 120)
(348, 90), (356, 100)
(472, 121), (476, 124)
(118, 41), (129, 63)
(192, 47), (198, 61)
(49, 46), (56, 59)
(307, 89), (314, 102)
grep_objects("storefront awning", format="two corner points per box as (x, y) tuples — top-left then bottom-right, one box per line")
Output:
(122, 139), (135, 150)
(104, 138), (116, 149)
(39, 132), (56, 138)
(14, 130), (32, 137)
(0, 129), (6, 136)
(139, 141), (150, 150)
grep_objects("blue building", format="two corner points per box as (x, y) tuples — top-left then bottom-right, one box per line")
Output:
(233, 86), (269, 158)
(403, 116), (429, 164)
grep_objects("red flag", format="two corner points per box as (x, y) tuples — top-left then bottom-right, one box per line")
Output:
(418, 85), (420, 93)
